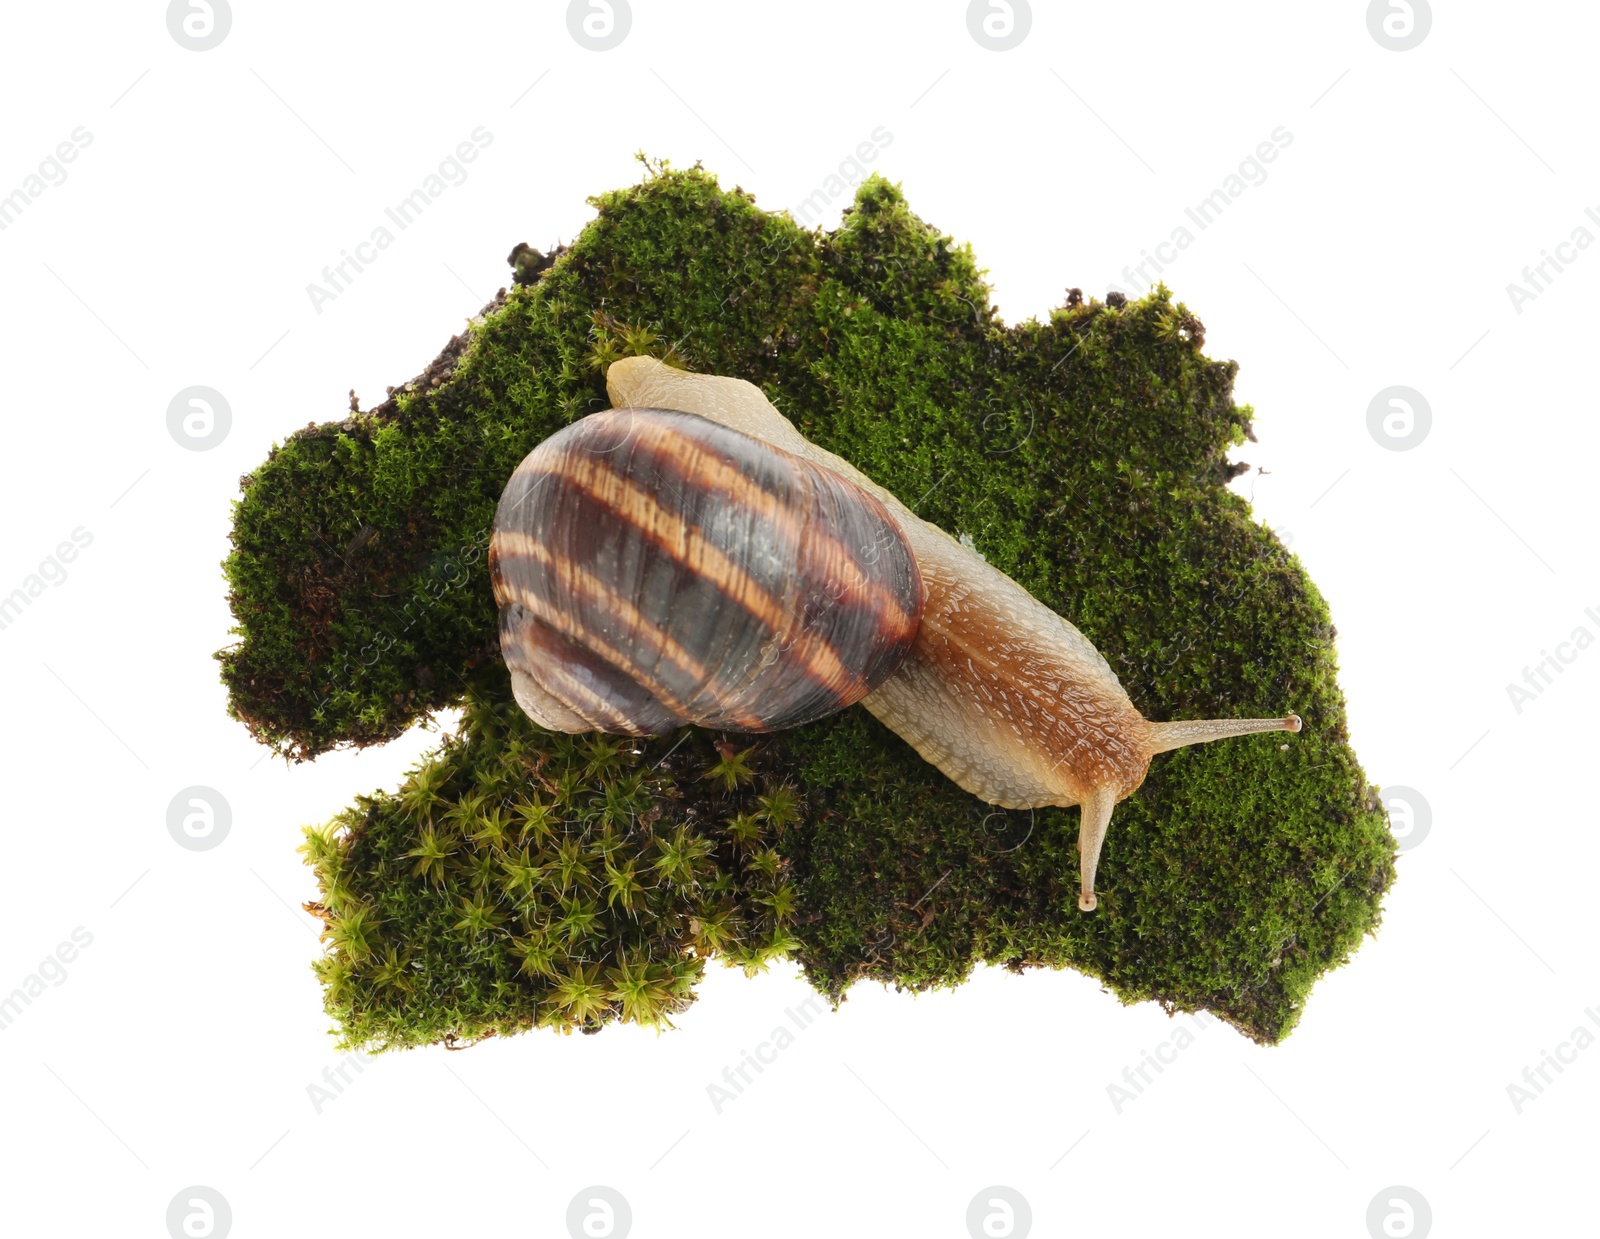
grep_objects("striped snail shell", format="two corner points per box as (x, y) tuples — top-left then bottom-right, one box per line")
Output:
(489, 406), (923, 736)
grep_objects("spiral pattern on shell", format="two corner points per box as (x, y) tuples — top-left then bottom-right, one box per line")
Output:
(490, 406), (924, 736)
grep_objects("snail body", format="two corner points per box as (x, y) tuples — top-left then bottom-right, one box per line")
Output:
(490, 405), (922, 736)
(493, 357), (1301, 912)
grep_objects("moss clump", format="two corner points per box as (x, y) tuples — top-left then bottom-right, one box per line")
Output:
(229, 158), (1394, 1048)
(301, 695), (800, 1049)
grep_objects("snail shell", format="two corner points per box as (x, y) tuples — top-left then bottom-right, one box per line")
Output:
(489, 406), (923, 735)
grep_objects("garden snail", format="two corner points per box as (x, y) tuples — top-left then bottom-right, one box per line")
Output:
(490, 357), (1301, 912)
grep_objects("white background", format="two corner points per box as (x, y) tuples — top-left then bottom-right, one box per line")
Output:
(0, 2), (1594, 1236)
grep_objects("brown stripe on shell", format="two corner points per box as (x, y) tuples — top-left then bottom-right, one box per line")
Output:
(519, 641), (639, 733)
(729, 449), (922, 727)
(497, 580), (696, 734)
(492, 528), (766, 730)
(501, 603), (675, 736)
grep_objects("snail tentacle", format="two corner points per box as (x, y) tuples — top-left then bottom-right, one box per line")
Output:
(1076, 784), (1117, 913)
(1144, 713), (1302, 755)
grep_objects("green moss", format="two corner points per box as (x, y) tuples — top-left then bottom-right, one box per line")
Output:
(302, 696), (799, 1050)
(226, 158), (1395, 1048)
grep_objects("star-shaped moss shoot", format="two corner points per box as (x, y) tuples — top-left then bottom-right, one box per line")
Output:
(229, 159), (1395, 1051)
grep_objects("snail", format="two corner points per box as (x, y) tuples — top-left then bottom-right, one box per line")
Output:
(490, 357), (1301, 912)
